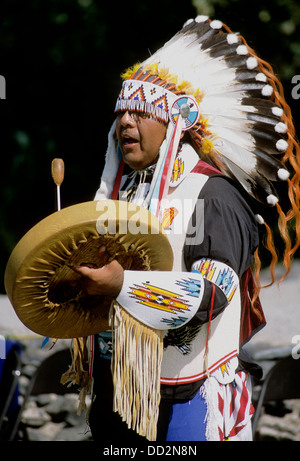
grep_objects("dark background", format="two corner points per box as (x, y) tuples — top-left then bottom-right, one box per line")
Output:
(1, 0), (299, 293)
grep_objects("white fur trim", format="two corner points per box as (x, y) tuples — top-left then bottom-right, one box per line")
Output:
(195, 15), (209, 23)
(276, 139), (288, 152)
(255, 214), (265, 225)
(277, 168), (290, 180)
(262, 84), (273, 97)
(200, 373), (254, 441)
(227, 33), (239, 45)
(94, 120), (118, 201)
(255, 72), (267, 82)
(267, 194), (279, 206)
(275, 122), (287, 134)
(210, 20), (223, 29)
(246, 57), (258, 70)
(272, 106), (283, 117)
(145, 122), (173, 209)
(183, 18), (194, 27)
(200, 377), (220, 441)
(236, 45), (248, 55)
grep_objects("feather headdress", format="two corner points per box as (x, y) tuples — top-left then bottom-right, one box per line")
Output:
(97, 15), (300, 284)
(93, 16), (300, 439)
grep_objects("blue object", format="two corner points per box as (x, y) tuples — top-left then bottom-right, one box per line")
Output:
(165, 390), (207, 441)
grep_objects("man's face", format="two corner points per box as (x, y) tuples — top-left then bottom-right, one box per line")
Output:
(116, 111), (167, 170)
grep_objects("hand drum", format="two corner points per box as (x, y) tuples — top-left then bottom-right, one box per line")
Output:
(4, 200), (173, 338)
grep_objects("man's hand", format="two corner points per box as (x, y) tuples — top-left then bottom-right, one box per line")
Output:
(71, 247), (124, 297)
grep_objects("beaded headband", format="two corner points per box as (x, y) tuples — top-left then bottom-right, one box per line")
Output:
(115, 79), (177, 123)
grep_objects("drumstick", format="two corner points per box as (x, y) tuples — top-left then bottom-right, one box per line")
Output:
(51, 158), (65, 211)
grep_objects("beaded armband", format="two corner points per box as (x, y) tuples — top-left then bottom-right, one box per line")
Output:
(116, 270), (205, 330)
(191, 258), (239, 303)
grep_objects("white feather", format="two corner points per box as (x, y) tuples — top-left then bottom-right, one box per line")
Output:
(213, 134), (257, 172)
(144, 30), (236, 95)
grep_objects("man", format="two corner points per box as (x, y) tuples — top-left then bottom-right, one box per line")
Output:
(74, 16), (300, 441)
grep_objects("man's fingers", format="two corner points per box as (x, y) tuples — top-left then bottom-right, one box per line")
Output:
(67, 247), (110, 277)
(67, 258), (123, 297)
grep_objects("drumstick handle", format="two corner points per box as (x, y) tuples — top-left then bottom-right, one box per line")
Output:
(56, 184), (61, 211)
(51, 158), (65, 211)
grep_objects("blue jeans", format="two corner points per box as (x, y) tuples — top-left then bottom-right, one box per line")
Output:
(166, 390), (207, 441)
